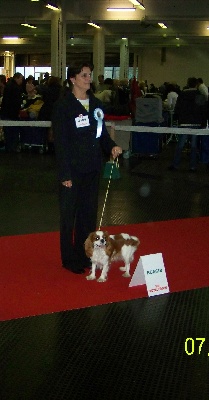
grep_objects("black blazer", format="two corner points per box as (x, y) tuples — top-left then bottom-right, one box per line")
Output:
(174, 88), (207, 127)
(1, 79), (23, 120)
(52, 91), (117, 181)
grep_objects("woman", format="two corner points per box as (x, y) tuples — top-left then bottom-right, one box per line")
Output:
(52, 62), (122, 274)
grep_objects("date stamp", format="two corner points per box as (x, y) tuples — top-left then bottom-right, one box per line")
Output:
(185, 338), (207, 355)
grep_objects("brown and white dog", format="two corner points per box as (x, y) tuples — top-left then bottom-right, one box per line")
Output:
(84, 230), (140, 282)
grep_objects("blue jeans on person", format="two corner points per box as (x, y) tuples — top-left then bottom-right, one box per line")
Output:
(172, 130), (199, 170)
(200, 135), (209, 163)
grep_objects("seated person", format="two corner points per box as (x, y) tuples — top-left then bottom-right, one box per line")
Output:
(20, 94), (43, 120)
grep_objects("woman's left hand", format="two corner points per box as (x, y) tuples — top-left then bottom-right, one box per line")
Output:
(111, 146), (122, 159)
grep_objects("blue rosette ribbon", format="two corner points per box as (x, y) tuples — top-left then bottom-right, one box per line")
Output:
(94, 108), (104, 138)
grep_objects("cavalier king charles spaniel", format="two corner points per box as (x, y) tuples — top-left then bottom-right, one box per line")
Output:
(84, 230), (140, 282)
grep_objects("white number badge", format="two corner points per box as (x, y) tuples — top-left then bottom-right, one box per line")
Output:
(75, 114), (90, 128)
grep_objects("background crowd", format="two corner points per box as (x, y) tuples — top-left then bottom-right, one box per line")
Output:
(0, 71), (209, 170)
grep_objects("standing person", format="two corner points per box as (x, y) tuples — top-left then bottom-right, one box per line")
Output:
(36, 72), (50, 96)
(0, 74), (6, 98)
(1, 72), (23, 152)
(197, 77), (208, 100)
(52, 62), (122, 274)
(166, 83), (179, 110)
(96, 74), (106, 92)
(40, 72), (50, 85)
(38, 76), (62, 153)
(25, 75), (36, 99)
(168, 77), (207, 172)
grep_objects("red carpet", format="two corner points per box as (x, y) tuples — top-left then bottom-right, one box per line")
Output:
(1, 217), (209, 321)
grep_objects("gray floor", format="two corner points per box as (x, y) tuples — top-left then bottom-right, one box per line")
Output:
(1, 141), (209, 399)
(1, 141), (209, 236)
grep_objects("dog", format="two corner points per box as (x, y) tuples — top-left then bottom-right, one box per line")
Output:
(84, 230), (140, 282)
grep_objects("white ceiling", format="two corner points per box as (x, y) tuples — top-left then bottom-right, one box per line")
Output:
(0, 0), (209, 54)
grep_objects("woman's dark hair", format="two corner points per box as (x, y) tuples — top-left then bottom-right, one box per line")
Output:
(13, 72), (23, 80)
(67, 63), (94, 80)
(0, 74), (6, 85)
(187, 77), (197, 88)
(104, 78), (113, 85)
(167, 84), (176, 93)
(48, 76), (61, 87)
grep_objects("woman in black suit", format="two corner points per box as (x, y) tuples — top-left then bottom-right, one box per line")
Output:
(52, 63), (122, 274)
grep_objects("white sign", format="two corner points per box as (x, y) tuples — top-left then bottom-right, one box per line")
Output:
(129, 253), (169, 297)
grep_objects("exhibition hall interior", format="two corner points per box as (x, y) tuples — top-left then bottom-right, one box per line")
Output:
(1, 1), (209, 399)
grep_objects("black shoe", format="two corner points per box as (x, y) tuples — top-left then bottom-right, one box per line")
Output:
(62, 264), (85, 274)
(168, 165), (178, 171)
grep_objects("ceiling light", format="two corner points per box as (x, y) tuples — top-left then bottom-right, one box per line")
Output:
(45, 2), (60, 10)
(129, 0), (145, 10)
(107, 7), (136, 12)
(158, 23), (167, 29)
(87, 22), (100, 29)
(31, 0), (39, 2)
(21, 23), (37, 29)
(3, 36), (19, 39)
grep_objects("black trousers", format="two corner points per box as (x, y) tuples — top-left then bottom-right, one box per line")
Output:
(3, 126), (20, 152)
(59, 169), (100, 265)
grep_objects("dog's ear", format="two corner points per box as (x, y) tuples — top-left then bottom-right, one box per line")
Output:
(106, 236), (114, 257)
(103, 231), (113, 255)
(84, 236), (93, 258)
(103, 231), (109, 240)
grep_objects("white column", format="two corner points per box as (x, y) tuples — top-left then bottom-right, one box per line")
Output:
(60, 0), (66, 81)
(3, 51), (15, 79)
(50, 1), (66, 81)
(51, 12), (59, 76)
(93, 28), (105, 84)
(133, 53), (138, 78)
(119, 38), (129, 80)
(137, 54), (141, 81)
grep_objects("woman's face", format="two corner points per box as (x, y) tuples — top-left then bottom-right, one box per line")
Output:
(70, 67), (92, 93)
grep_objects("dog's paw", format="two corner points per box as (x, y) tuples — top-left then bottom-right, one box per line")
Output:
(122, 272), (131, 278)
(119, 266), (126, 272)
(97, 277), (107, 283)
(86, 275), (96, 281)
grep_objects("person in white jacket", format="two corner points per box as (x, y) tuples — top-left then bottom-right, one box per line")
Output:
(197, 78), (208, 100)
(166, 84), (179, 109)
